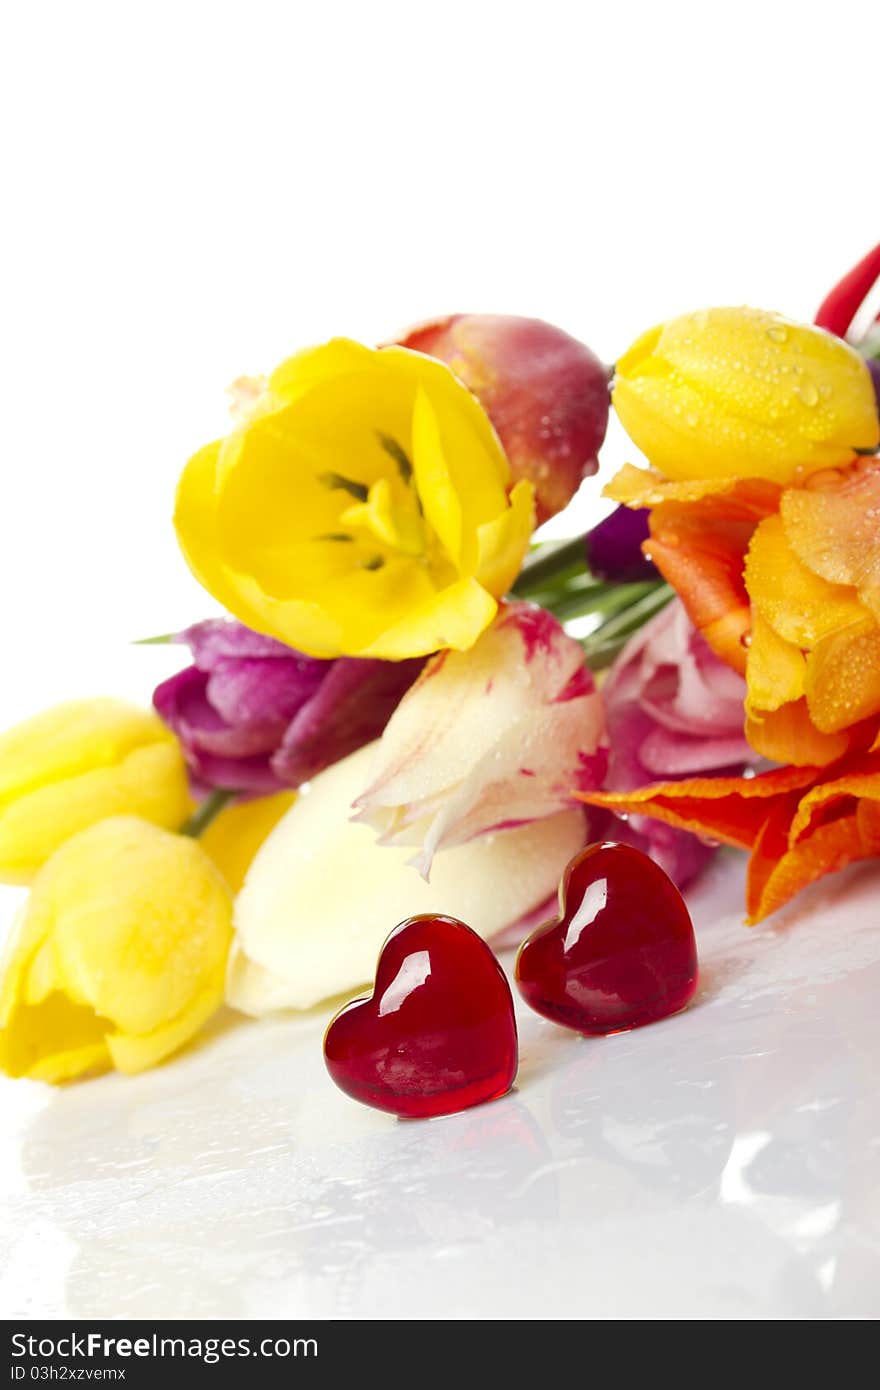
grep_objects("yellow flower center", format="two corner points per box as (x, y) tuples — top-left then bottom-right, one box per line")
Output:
(320, 433), (429, 570)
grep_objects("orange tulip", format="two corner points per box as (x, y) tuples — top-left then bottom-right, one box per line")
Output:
(605, 458), (880, 768)
(577, 751), (880, 922)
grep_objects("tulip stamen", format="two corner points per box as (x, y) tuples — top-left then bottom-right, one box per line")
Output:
(376, 431), (413, 484)
(319, 472), (369, 502)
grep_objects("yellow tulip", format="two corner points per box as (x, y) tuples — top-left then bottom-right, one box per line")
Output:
(0, 816), (232, 1082)
(612, 307), (879, 484)
(0, 699), (193, 884)
(174, 339), (535, 660)
(199, 790), (296, 893)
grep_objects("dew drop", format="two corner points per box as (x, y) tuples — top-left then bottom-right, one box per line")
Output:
(685, 411), (699, 428)
(797, 379), (820, 407)
(740, 630), (753, 649)
(767, 325), (788, 344)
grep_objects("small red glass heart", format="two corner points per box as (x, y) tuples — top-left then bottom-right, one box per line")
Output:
(515, 841), (698, 1035)
(324, 914), (518, 1118)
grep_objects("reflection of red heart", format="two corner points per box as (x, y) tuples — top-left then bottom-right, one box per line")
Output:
(515, 842), (698, 1035)
(324, 915), (518, 1118)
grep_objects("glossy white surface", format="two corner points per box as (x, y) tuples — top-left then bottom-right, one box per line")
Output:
(2, 851), (879, 1321)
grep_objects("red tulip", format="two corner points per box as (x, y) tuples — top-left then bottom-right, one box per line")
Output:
(395, 314), (610, 525)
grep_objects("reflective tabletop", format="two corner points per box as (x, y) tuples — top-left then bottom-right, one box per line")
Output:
(2, 851), (878, 1319)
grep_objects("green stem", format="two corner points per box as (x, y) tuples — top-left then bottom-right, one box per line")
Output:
(181, 788), (237, 838)
(581, 584), (674, 668)
(542, 579), (660, 626)
(511, 536), (589, 596)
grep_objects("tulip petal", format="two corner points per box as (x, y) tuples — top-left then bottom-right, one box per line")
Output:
(355, 603), (604, 874)
(747, 812), (869, 923)
(787, 752), (880, 843)
(577, 763), (818, 850)
(43, 819), (231, 1039)
(805, 617), (880, 733)
(0, 742), (193, 885)
(780, 463), (880, 621)
(745, 611), (805, 714)
(175, 341), (532, 660)
(746, 514), (866, 650)
(603, 463), (739, 508)
(199, 791), (297, 893)
(612, 307), (879, 484)
(644, 480), (781, 673)
(270, 657), (423, 786)
(745, 698), (851, 766)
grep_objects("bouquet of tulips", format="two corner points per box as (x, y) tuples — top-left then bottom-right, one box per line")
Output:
(1, 244), (878, 1090)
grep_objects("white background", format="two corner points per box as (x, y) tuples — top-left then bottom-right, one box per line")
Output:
(1, 3), (879, 1320)
(1, 0), (875, 732)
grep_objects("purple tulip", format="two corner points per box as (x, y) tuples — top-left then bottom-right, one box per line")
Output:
(153, 620), (424, 794)
(585, 505), (657, 583)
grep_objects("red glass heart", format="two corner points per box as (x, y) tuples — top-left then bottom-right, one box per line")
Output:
(515, 841), (698, 1035)
(324, 914), (518, 1118)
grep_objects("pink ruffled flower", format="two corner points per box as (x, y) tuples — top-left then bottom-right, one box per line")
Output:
(353, 601), (606, 877)
(599, 598), (751, 887)
(153, 620), (423, 794)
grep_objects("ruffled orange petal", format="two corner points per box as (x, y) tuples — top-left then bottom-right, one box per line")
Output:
(645, 480), (782, 674)
(788, 751), (880, 842)
(748, 813), (871, 923)
(576, 763), (817, 851)
(603, 464), (742, 508)
(745, 698), (851, 766)
(745, 611), (805, 714)
(804, 616), (880, 734)
(780, 462), (880, 622)
(746, 793), (803, 920)
(745, 514), (865, 649)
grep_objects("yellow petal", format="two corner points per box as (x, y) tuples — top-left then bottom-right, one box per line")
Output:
(474, 479), (536, 597)
(0, 741), (193, 885)
(0, 700), (174, 806)
(174, 340), (530, 660)
(745, 698), (850, 766)
(200, 791), (296, 893)
(805, 616), (880, 733)
(0, 818), (232, 1082)
(358, 578), (498, 660)
(746, 610), (806, 714)
(745, 514), (865, 649)
(603, 463), (740, 508)
(780, 463), (880, 622)
(612, 308), (879, 484)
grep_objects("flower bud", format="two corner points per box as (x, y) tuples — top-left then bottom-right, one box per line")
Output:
(585, 504), (656, 582)
(0, 817), (232, 1082)
(613, 306), (879, 484)
(153, 619), (424, 794)
(0, 700), (192, 884)
(396, 315), (610, 524)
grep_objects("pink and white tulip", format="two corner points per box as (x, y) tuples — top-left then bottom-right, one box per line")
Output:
(353, 602), (606, 877)
(600, 598), (752, 886)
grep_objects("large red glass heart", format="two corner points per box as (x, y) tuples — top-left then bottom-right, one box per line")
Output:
(324, 914), (518, 1118)
(515, 842), (698, 1035)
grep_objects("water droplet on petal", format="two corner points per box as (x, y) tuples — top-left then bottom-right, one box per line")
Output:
(767, 324), (788, 344)
(798, 379), (820, 407)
